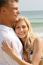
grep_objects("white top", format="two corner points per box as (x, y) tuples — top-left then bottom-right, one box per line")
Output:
(0, 25), (23, 65)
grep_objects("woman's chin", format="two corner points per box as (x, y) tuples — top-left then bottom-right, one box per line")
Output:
(18, 35), (25, 39)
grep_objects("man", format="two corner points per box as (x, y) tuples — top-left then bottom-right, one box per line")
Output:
(0, 0), (42, 65)
(0, 0), (32, 65)
(0, 0), (22, 65)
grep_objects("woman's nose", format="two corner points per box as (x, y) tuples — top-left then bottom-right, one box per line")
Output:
(20, 27), (23, 31)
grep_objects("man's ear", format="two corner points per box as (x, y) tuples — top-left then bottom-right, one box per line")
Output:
(1, 7), (7, 15)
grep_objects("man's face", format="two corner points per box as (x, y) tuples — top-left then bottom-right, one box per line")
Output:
(1, 1), (20, 26)
(8, 1), (20, 21)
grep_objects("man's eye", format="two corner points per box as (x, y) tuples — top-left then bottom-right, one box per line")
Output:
(13, 7), (18, 10)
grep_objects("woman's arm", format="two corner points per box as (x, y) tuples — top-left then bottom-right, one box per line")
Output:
(2, 40), (32, 65)
(32, 38), (42, 65)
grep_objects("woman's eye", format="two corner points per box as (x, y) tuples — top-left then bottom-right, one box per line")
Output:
(22, 26), (26, 28)
(16, 27), (20, 29)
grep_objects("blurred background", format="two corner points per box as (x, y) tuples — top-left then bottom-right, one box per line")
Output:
(19, 0), (43, 38)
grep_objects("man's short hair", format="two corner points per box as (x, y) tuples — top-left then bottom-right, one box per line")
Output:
(0, 0), (18, 7)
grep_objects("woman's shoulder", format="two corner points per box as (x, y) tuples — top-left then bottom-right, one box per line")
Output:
(33, 36), (43, 53)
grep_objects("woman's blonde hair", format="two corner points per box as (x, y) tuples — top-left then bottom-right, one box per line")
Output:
(15, 16), (35, 43)
(16, 16), (32, 34)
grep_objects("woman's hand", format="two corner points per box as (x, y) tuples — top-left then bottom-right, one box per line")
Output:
(1, 40), (12, 55)
(1, 40), (32, 65)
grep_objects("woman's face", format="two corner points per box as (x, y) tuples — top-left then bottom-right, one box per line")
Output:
(15, 20), (28, 39)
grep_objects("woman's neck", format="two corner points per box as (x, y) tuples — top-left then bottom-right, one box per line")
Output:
(21, 36), (28, 44)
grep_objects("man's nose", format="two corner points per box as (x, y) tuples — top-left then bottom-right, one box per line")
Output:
(17, 9), (20, 15)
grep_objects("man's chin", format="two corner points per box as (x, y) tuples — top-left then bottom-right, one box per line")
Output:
(16, 15), (21, 21)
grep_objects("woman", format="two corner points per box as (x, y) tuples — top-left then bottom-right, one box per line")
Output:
(14, 17), (34, 62)
(14, 17), (43, 64)
(2, 17), (43, 65)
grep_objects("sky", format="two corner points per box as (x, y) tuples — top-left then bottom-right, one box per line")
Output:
(19, 0), (43, 11)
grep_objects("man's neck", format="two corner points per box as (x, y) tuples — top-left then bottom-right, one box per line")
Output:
(0, 19), (12, 28)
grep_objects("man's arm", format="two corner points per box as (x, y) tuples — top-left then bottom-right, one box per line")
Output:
(2, 40), (32, 65)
